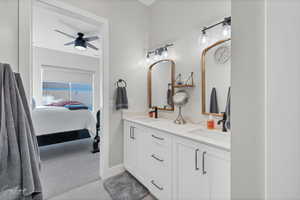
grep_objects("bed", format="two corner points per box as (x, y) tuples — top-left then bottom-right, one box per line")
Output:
(32, 106), (96, 145)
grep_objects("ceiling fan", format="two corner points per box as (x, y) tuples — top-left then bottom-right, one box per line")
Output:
(54, 29), (99, 51)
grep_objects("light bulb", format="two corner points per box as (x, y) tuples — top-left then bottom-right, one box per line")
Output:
(75, 45), (86, 51)
(146, 53), (151, 63)
(199, 30), (208, 45)
(162, 50), (168, 58)
(222, 24), (231, 37)
(146, 57), (151, 63)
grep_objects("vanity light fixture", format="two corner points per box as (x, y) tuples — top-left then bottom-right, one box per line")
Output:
(146, 44), (174, 63)
(199, 16), (231, 45)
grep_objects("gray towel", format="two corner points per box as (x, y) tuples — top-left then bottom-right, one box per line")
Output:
(225, 87), (231, 130)
(167, 88), (173, 106)
(0, 64), (42, 200)
(209, 87), (219, 114)
(116, 87), (128, 110)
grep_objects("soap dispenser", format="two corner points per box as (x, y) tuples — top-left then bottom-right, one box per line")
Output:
(207, 115), (215, 130)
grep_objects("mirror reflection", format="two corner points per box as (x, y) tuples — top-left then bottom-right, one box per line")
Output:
(148, 59), (175, 111)
(202, 39), (231, 116)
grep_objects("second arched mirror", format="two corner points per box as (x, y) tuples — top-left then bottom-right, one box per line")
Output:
(201, 39), (231, 117)
(148, 59), (175, 111)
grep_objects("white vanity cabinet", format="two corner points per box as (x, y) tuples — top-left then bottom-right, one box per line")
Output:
(174, 137), (230, 200)
(123, 119), (230, 200)
(124, 121), (140, 175)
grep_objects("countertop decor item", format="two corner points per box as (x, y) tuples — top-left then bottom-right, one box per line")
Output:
(173, 90), (190, 124)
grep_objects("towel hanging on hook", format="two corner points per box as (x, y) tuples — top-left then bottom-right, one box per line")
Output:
(115, 79), (128, 110)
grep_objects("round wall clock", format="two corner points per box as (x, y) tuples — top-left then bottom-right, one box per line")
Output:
(214, 45), (231, 64)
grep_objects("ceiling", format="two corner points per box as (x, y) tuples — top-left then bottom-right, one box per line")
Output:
(33, 3), (100, 58)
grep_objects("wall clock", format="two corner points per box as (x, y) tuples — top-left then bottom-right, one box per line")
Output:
(214, 45), (231, 64)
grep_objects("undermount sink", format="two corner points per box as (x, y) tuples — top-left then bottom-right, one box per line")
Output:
(188, 127), (230, 142)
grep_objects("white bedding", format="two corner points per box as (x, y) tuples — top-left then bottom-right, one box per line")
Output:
(32, 106), (96, 137)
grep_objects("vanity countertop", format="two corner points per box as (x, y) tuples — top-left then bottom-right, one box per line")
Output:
(123, 115), (231, 152)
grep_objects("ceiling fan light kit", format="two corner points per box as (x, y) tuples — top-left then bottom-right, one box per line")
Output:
(54, 29), (99, 51)
(75, 33), (87, 51)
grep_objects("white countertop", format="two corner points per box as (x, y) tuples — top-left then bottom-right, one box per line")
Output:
(123, 115), (231, 151)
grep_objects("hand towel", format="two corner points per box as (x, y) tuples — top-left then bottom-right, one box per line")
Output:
(167, 85), (173, 106)
(0, 63), (43, 200)
(225, 87), (231, 130)
(116, 87), (128, 110)
(209, 87), (219, 114)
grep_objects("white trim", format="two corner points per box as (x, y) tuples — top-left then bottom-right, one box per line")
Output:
(18, 0), (33, 101)
(19, 0), (111, 179)
(102, 164), (125, 180)
(265, 0), (271, 199)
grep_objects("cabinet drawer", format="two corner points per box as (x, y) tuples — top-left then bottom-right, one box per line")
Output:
(148, 175), (171, 200)
(149, 129), (171, 147)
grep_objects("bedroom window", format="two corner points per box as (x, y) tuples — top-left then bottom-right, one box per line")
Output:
(41, 66), (94, 110)
(42, 82), (93, 110)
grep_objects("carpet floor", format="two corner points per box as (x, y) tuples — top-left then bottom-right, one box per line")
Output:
(39, 139), (100, 200)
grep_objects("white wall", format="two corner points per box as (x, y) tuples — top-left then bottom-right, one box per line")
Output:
(267, 0), (300, 199)
(33, 47), (100, 111)
(62, 0), (150, 167)
(231, 0), (266, 199)
(0, 0), (19, 71)
(149, 0), (231, 122)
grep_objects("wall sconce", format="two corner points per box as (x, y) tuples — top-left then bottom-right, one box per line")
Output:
(199, 16), (231, 45)
(146, 44), (174, 63)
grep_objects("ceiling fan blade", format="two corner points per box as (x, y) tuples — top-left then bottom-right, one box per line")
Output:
(85, 36), (99, 42)
(86, 42), (99, 51)
(64, 41), (75, 46)
(54, 29), (76, 39)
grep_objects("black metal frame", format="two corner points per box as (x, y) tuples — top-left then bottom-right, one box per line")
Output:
(201, 16), (231, 34)
(37, 129), (90, 147)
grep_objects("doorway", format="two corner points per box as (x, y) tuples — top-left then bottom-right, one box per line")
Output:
(29, 0), (110, 198)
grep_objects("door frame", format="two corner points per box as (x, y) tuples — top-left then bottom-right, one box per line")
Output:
(18, 0), (111, 179)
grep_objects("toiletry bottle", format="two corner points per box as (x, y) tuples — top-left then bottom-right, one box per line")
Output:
(207, 115), (215, 130)
(149, 108), (154, 118)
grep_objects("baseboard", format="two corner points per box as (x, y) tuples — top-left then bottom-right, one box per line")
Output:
(103, 164), (125, 179)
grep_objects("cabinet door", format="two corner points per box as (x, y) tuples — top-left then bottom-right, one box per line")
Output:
(124, 122), (139, 174)
(206, 151), (230, 200)
(174, 140), (209, 200)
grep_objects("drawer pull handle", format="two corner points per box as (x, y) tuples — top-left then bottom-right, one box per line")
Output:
(130, 126), (135, 140)
(152, 134), (164, 141)
(151, 180), (163, 191)
(195, 149), (200, 171)
(202, 151), (207, 175)
(151, 154), (164, 162)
